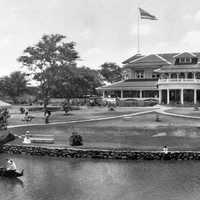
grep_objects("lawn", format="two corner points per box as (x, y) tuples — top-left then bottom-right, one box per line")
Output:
(7, 106), (155, 126)
(166, 107), (200, 117)
(5, 111), (200, 151)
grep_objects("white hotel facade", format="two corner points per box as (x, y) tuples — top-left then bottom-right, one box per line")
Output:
(97, 52), (200, 105)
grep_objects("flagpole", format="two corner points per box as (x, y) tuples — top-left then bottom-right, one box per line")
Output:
(137, 7), (140, 54)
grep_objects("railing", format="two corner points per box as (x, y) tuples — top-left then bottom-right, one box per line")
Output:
(158, 78), (200, 84)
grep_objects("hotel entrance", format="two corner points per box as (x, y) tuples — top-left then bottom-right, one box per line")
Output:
(161, 90), (167, 104)
(197, 90), (200, 104)
(169, 90), (181, 104)
(184, 89), (194, 104)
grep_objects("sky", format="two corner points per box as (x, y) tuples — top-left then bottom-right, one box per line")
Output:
(1, 0), (200, 76)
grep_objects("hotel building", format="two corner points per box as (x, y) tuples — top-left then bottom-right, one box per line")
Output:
(97, 52), (200, 105)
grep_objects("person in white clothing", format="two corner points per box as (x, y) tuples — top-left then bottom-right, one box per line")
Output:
(6, 159), (17, 171)
(163, 145), (168, 154)
(23, 131), (31, 144)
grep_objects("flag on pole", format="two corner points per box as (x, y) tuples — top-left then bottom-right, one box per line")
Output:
(139, 8), (158, 20)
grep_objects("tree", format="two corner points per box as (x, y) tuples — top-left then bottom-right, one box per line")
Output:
(71, 66), (102, 97)
(49, 65), (102, 98)
(0, 71), (28, 103)
(17, 34), (79, 109)
(99, 62), (122, 83)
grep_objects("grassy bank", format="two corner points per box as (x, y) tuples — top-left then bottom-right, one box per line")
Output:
(5, 112), (200, 151)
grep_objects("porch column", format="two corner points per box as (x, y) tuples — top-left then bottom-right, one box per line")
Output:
(181, 88), (184, 104)
(167, 89), (170, 104)
(185, 72), (188, 79)
(159, 90), (162, 104)
(177, 73), (180, 80)
(194, 89), (197, 104)
(121, 90), (123, 99)
(193, 72), (196, 79)
(103, 90), (105, 98)
(140, 90), (143, 98)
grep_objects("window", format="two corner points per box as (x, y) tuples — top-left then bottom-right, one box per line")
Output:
(122, 70), (129, 80)
(152, 73), (159, 79)
(136, 70), (144, 79)
(179, 57), (192, 64)
(186, 57), (191, 63)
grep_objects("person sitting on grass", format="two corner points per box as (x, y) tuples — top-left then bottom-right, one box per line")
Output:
(69, 131), (83, 146)
(6, 159), (17, 172)
(163, 145), (168, 154)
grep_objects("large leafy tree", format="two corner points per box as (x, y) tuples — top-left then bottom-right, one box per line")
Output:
(17, 34), (79, 108)
(0, 71), (28, 103)
(99, 62), (122, 83)
(71, 66), (102, 97)
(49, 65), (102, 98)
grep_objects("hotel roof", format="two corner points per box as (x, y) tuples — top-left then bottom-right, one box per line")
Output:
(123, 52), (200, 66)
(96, 79), (158, 90)
(155, 63), (200, 73)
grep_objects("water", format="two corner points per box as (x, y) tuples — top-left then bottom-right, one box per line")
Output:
(1, 154), (200, 200)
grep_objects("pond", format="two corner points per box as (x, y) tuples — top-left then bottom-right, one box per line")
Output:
(0, 154), (200, 200)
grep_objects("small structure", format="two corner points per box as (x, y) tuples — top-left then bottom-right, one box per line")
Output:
(30, 134), (55, 144)
(69, 131), (83, 146)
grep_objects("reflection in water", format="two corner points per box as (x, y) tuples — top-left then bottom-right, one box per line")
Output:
(0, 177), (24, 188)
(1, 154), (200, 200)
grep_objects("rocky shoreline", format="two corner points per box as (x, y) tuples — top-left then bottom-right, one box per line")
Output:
(1, 144), (200, 160)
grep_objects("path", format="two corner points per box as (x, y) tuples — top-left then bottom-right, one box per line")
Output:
(7, 108), (158, 129)
(155, 105), (200, 119)
(7, 105), (200, 129)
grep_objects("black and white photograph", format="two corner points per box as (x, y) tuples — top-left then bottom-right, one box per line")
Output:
(1, 0), (200, 200)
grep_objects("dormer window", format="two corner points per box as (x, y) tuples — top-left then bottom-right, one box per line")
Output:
(179, 57), (192, 64)
(136, 70), (144, 79)
(174, 52), (198, 65)
(122, 70), (129, 80)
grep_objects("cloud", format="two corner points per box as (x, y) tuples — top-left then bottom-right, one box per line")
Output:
(181, 30), (200, 50)
(183, 10), (200, 22)
(194, 10), (200, 21)
(84, 47), (103, 57)
(183, 14), (193, 20)
(130, 24), (152, 36)
(79, 28), (92, 40)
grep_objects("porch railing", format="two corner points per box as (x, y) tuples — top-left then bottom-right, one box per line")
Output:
(158, 78), (200, 84)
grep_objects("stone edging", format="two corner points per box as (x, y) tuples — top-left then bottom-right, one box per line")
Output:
(2, 144), (200, 160)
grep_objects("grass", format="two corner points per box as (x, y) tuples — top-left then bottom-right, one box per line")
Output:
(166, 107), (200, 117)
(3, 108), (200, 151)
(7, 106), (155, 126)
(2, 105), (200, 151)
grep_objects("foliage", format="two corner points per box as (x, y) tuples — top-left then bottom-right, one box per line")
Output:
(99, 62), (122, 83)
(0, 71), (28, 103)
(49, 65), (102, 99)
(17, 34), (79, 108)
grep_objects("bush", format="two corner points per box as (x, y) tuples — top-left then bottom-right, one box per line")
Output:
(118, 99), (158, 107)
(28, 106), (61, 112)
(19, 107), (25, 114)
(108, 106), (115, 111)
(194, 104), (199, 111)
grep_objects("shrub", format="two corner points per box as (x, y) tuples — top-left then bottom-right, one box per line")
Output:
(28, 106), (61, 112)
